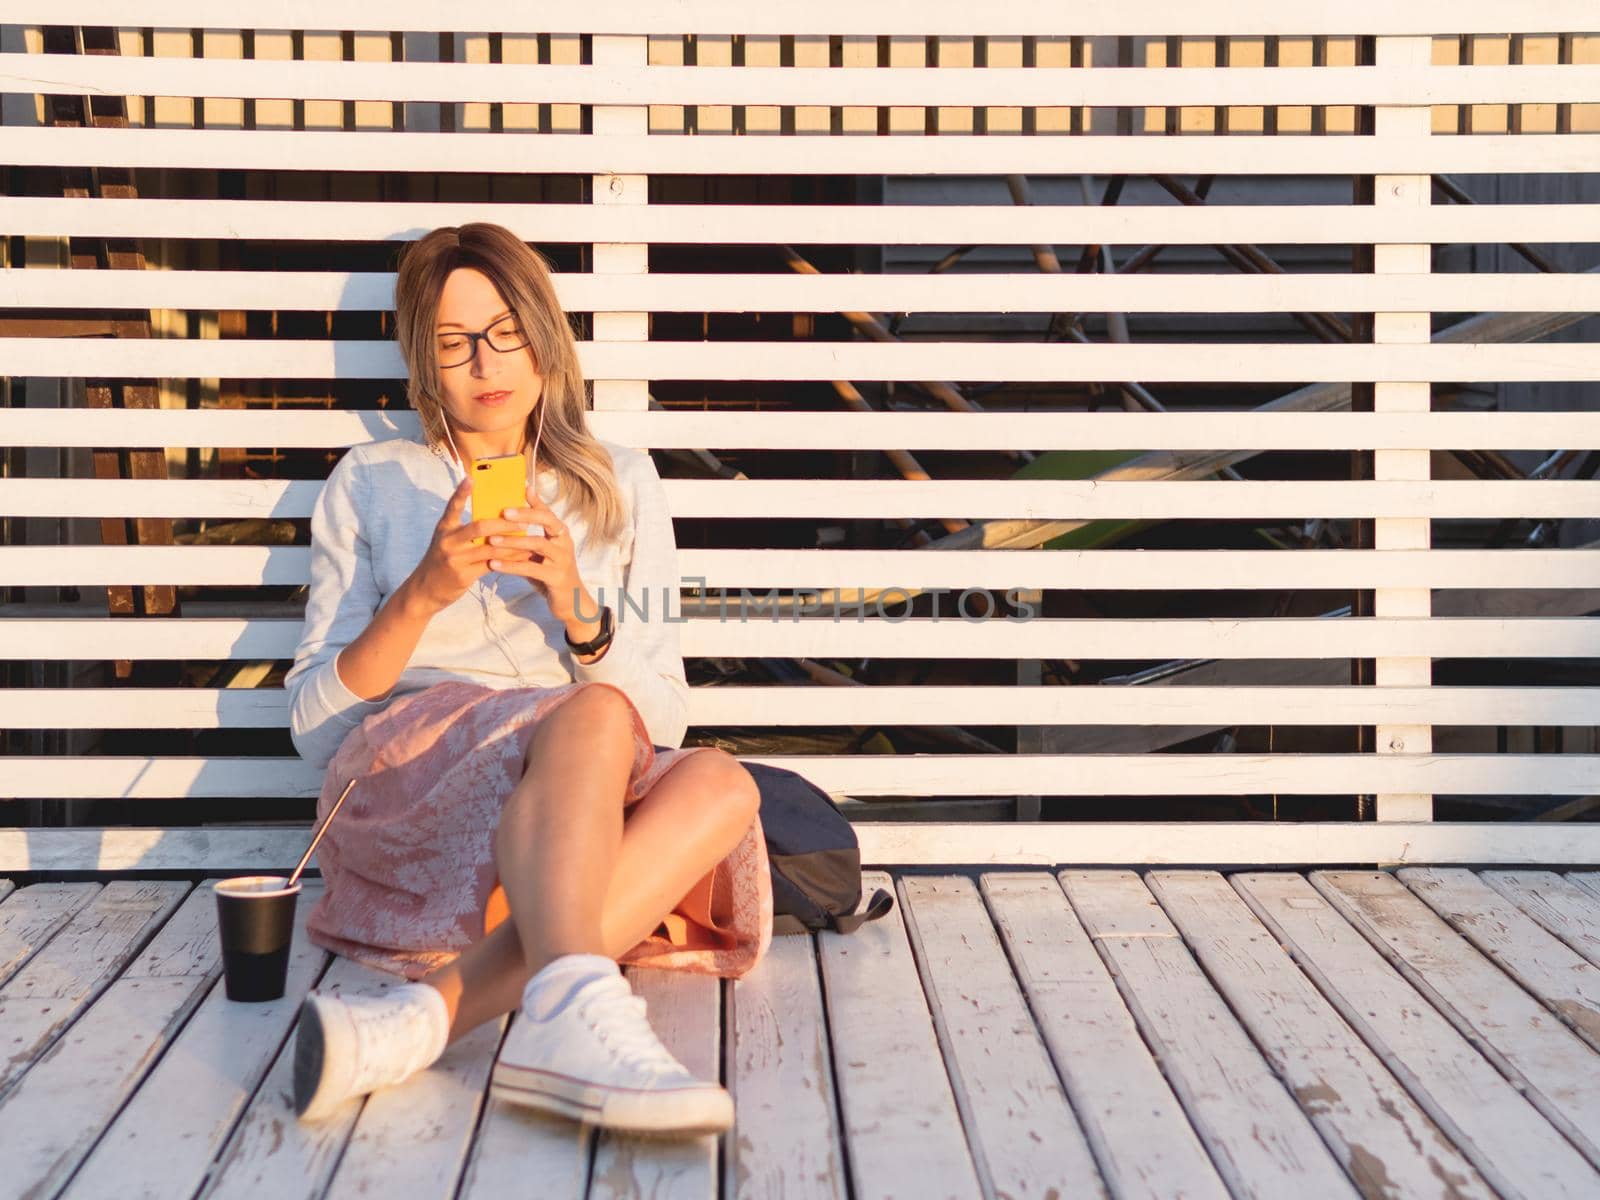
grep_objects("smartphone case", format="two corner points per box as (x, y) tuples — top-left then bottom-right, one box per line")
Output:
(469, 453), (531, 546)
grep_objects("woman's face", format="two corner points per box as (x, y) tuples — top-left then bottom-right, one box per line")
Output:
(433, 266), (542, 459)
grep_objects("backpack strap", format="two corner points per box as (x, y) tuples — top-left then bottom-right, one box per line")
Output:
(827, 887), (895, 934)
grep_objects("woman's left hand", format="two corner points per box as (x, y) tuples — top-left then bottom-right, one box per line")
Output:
(486, 489), (592, 626)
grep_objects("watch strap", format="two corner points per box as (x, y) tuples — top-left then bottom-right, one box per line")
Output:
(565, 605), (614, 655)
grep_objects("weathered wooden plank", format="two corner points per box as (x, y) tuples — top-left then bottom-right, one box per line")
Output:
(0, 880), (188, 1098)
(1234, 871), (1600, 1200)
(0, 881), (98, 988)
(1400, 868), (1600, 1051)
(323, 1013), (505, 1200)
(1059, 870), (1357, 1200)
(726, 933), (846, 1200)
(201, 955), (419, 1200)
(5, 978), (202, 1195)
(1147, 870), (1494, 1200)
(62, 883), (331, 1200)
(981, 872), (1226, 1200)
(588, 967), (722, 1200)
(0, 884), (235, 1198)
(1566, 873), (1600, 916)
(455, 1026), (592, 1200)
(817, 869), (982, 1200)
(899, 875), (1106, 1199)
(1484, 871), (1600, 968)
(1314, 870), (1600, 1168)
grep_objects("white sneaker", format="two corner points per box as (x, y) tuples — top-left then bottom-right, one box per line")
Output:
(490, 971), (733, 1135)
(293, 982), (450, 1122)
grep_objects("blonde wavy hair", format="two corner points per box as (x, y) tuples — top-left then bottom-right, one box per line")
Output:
(392, 222), (628, 546)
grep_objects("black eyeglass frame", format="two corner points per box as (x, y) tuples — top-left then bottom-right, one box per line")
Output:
(435, 314), (532, 369)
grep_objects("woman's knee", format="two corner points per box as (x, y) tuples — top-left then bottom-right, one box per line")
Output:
(683, 749), (761, 828)
(522, 683), (638, 771)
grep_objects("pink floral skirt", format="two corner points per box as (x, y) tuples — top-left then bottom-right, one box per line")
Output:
(304, 679), (772, 982)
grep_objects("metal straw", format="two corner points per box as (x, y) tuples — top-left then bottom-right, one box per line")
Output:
(288, 776), (357, 889)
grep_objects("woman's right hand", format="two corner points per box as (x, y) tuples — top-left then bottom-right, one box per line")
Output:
(402, 476), (530, 615)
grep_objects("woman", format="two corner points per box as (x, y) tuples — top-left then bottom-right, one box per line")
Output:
(281, 223), (771, 1135)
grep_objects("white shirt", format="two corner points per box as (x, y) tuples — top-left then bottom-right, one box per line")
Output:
(284, 430), (691, 772)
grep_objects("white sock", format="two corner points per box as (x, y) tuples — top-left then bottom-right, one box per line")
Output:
(521, 953), (619, 1022)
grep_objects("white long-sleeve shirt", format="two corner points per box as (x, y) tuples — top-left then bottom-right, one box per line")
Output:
(284, 430), (692, 773)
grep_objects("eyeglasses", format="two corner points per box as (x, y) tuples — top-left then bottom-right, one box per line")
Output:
(436, 313), (531, 368)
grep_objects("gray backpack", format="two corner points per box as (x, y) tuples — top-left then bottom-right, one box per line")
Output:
(657, 750), (894, 935)
(742, 759), (896, 935)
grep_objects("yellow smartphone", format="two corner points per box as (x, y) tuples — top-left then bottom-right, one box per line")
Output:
(469, 453), (529, 547)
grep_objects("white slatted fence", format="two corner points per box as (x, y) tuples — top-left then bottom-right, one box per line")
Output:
(1, 4), (1597, 869)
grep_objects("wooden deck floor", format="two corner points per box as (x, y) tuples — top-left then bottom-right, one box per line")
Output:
(5, 866), (1600, 1199)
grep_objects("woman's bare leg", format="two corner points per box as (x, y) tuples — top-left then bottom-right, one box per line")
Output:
(420, 686), (759, 1044)
(427, 748), (756, 1045)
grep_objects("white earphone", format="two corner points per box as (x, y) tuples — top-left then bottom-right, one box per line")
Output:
(439, 391), (546, 496)
(439, 396), (548, 603)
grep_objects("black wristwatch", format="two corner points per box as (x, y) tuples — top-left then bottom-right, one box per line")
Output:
(565, 604), (615, 656)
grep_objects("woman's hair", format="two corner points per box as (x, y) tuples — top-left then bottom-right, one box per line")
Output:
(393, 222), (627, 545)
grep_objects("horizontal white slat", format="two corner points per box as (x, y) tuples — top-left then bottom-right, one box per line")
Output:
(673, 479), (1600, 519)
(7, 408), (1600, 452)
(0, 616), (1591, 659)
(6, 127), (1596, 177)
(0, 548), (316, 587)
(2, 685), (1593, 730)
(6, 197), (1597, 247)
(9, 267), (1600, 316)
(6, 478), (1599, 521)
(855, 823), (1600, 867)
(16, 0), (1599, 37)
(690, 686), (1600, 727)
(4, 753), (1595, 799)
(0, 618), (305, 659)
(7, 337), (1600, 382)
(7, 820), (1600, 872)
(695, 617), (1600, 659)
(1, 407), (415, 448)
(4, 536), (1599, 592)
(3, 479), (1597, 524)
(689, 549), (1599, 589)
(8, 55), (1598, 107)
(3, 481), (306, 519)
(0, 689), (287, 728)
